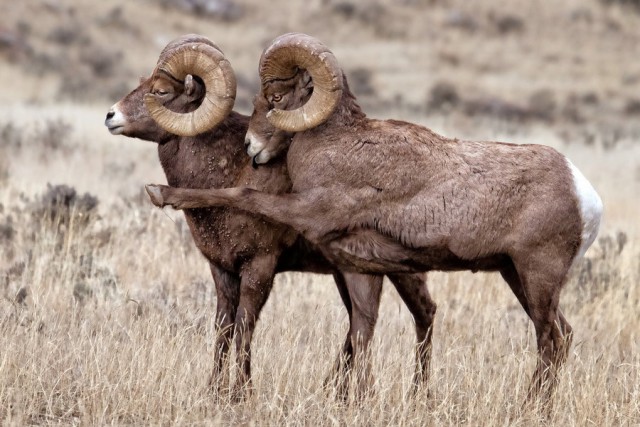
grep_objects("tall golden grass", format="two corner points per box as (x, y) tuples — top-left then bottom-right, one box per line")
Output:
(0, 111), (638, 425)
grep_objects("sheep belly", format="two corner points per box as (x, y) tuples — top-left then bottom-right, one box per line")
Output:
(326, 228), (509, 274)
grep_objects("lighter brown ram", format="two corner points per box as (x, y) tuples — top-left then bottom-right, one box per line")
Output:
(146, 33), (603, 403)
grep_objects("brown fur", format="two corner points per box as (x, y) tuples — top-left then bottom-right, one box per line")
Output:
(146, 41), (600, 402)
(106, 39), (433, 400)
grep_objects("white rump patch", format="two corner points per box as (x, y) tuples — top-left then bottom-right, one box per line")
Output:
(566, 158), (603, 263)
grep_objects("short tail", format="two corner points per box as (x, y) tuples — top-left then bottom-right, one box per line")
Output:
(566, 159), (603, 262)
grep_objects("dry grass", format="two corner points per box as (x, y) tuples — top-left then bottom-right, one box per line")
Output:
(1, 0), (639, 424)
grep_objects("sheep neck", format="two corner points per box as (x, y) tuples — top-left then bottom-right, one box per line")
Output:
(157, 111), (250, 190)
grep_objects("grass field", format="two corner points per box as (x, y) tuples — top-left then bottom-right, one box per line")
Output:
(1, 0), (639, 425)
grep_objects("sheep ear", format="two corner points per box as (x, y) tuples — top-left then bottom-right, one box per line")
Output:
(301, 72), (313, 89)
(184, 74), (196, 96)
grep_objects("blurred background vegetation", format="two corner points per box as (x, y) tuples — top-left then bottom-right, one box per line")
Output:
(1, 0), (639, 134)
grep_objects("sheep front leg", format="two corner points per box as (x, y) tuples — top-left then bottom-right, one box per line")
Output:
(231, 254), (279, 402)
(208, 264), (240, 397)
(145, 184), (347, 242)
(325, 271), (355, 400)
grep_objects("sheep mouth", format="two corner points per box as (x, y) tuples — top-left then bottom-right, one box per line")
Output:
(107, 125), (124, 135)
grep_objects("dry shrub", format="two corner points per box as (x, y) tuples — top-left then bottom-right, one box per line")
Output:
(624, 99), (640, 115)
(327, 0), (405, 38)
(427, 86), (561, 123)
(0, 157), (8, 188)
(56, 42), (130, 101)
(0, 259), (24, 291)
(34, 119), (74, 156)
(0, 184), (120, 310)
(462, 96), (533, 122)
(0, 215), (14, 245)
(0, 122), (29, 188)
(9, 15), (132, 102)
(0, 26), (32, 63)
(569, 231), (629, 303)
(0, 119), (74, 164)
(427, 81), (460, 112)
(79, 45), (122, 79)
(443, 10), (479, 32)
(96, 6), (139, 34)
(156, 0), (245, 21)
(72, 253), (118, 305)
(0, 122), (24, 151)
(528, 89), (556, 121)
(489, 13), (525, 35)
(48, 26), (85, 46)
(601, 0), (640, 11)
(32, 184), (99, 229)
(348, 67), (376, 97)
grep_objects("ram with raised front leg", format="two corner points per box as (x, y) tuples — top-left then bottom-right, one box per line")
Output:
(146, 32), (603, 404)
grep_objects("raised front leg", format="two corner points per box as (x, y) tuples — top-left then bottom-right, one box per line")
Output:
(208, 264), (240, 395)
(145, 184), (356, 242)
(387, 273), (435, 393)
(231, 254), (279, 402)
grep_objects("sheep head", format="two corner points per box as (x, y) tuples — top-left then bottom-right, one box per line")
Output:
(245, 33), (343, 164)
(105, 35), (236, 140)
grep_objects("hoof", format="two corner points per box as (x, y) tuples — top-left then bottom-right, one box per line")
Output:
(145, 184), (165, 207)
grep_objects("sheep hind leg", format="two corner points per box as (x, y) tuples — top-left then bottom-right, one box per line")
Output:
(501, 260), (574, 382)
(230, 255), (278, 403)
(342, 272), (383, 402)
(387, 273), (435, 395)
(208, 264), (240, 398)
(511, 253), (573, 406)
(324, 271), (355, 401)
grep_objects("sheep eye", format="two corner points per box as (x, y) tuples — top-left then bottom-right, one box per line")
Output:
(154, 89), (168, 96)
(272, 94), (282, 102)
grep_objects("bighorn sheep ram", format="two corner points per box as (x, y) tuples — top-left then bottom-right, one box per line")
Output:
(146, 33), (603, 401)
(105, 35), (434, 399)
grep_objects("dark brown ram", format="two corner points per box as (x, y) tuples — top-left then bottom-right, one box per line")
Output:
(106, 35), (434, 400)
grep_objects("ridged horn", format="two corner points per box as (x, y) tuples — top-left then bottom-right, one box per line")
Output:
(259, 33), (343, 132)
(158, 34), (222, 63)
(144, 42), (236, 136)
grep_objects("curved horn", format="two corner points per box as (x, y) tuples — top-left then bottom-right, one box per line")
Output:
(158, 34), (222, 63)
(259, 33), (343, 132)
(144, 42), (236, 136)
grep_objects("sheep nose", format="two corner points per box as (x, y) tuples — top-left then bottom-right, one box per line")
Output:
(106, 110), (115, 120)
(244, 137), (251, 147)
